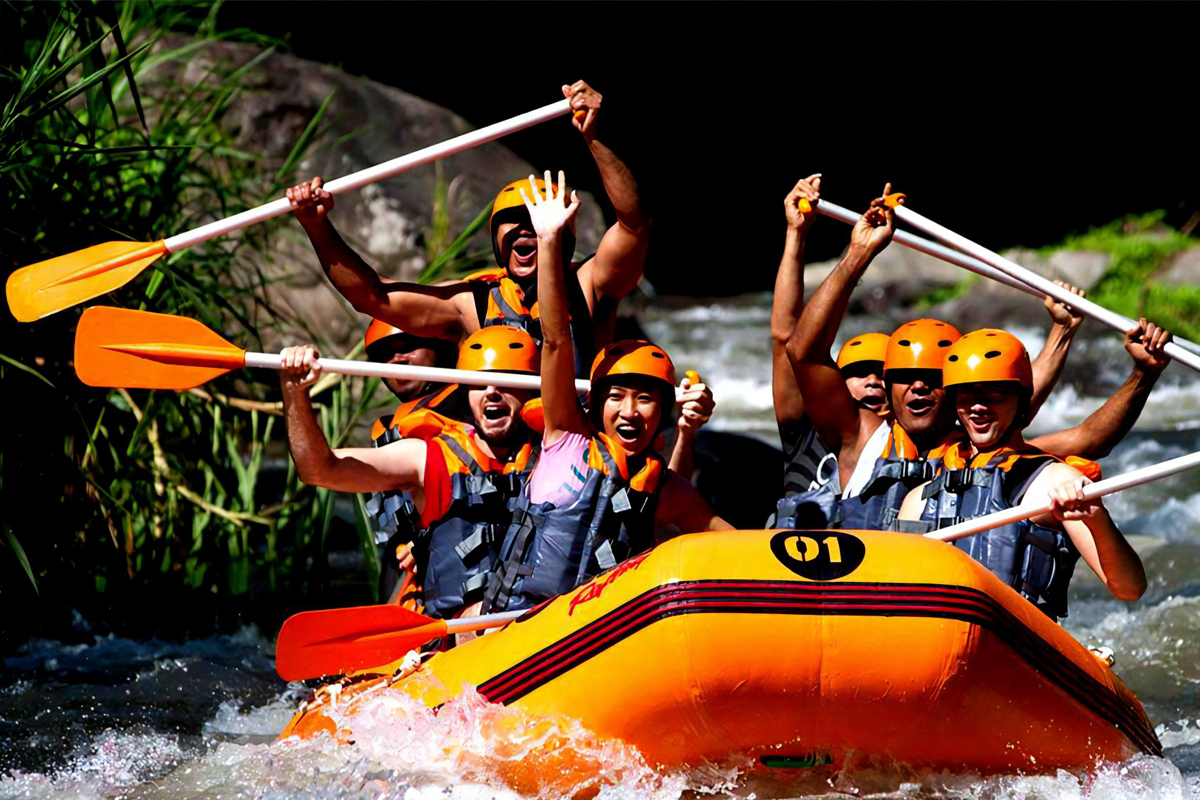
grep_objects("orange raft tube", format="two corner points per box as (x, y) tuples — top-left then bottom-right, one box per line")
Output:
(280, 530), (1160, 772)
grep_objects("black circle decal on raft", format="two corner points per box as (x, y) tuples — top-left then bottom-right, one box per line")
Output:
(770, 531), (866, 581)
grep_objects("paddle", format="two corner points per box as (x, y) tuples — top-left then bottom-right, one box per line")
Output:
(275, 604), (526, 681)
(925, 448), (1200, 543)
(73, 306), (593, 393)
(881, 194), (1200, 374)
(7, 99), (572, 322)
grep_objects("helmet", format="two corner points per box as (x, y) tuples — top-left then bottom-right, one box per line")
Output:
(590, 340), (676, 387)
(942, 329), (1033, 392)
(364, 318), (404, 353)
(489, 177), (576, 267)
(456, 326), (540, 374)
(836, 333), (889, 369)
(884, 319), (962, 373)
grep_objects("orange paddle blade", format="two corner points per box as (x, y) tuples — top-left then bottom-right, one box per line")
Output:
(74, 306), (246, 390)
(275, 604), (448, 681)
(7, 240), (169, 322)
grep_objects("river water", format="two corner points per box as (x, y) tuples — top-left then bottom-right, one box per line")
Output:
(4, 295), (1200, 800)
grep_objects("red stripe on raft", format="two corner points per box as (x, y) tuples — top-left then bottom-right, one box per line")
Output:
(476, 581), (1160, 756)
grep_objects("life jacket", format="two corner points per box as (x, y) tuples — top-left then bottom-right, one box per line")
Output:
(468, 265), (596, 378)
(835, 424), (961, 531)
(416, 420), (538, 619)
(772, 422), (841, 529)
(364, 385), (459, 548)
(898, 442), (1099, 621)
(484, 434), (666, 613)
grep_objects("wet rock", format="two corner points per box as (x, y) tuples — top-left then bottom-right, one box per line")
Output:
(159, 39), (605, 353)
(1158, 247), (1200, 287)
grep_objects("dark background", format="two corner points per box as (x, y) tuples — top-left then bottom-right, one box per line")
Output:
(219, 3), (1197, 296)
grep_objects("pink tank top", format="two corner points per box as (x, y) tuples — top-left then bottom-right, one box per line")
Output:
(527, 432), (591, 506)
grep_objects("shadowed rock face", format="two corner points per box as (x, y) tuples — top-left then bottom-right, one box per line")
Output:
(166, 40), (605, 353)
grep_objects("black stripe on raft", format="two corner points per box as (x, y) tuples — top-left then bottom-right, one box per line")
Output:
(476, 580), (1162, 757)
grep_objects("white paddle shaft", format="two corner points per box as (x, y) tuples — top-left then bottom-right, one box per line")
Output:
(926, 448), (1200, 542)
(816, 201), (1042, 298)
(444, 609), (526, 635)
(243, 352), (688, 399)
(164, 99), (572, 253)
(892, 204), (1200, 373)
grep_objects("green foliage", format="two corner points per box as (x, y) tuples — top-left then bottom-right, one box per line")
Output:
(0, 1), (484, 615)
(1048, 212), (1200, 340)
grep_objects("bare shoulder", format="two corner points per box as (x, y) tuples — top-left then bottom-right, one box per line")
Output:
(1025, 460), (1084, 498)
(897, 480), (931, 521)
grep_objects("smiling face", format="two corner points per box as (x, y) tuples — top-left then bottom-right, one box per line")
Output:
(841, 362), (887, 416)
(468, 385), (532, 446)
(955, 383), (1022, 450)
(886, 368), (954, 439)
(597, 379), (666, 459)
(496, 217), (539, 280)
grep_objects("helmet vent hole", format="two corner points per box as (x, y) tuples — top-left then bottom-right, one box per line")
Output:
(986, 333), (997, 337)
(938, 340), (952, 347)
(470, 343), (483, 350)
(850, 341), (861, 347)
(898, 339), (912, 347)
(984, 350), (1002, 359)
(651, 352), (666, 359)
(947, 355), (959, 362)
(509, 342), (524, 349)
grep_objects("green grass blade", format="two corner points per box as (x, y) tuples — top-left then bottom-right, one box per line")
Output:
(2, 518), (38, 594)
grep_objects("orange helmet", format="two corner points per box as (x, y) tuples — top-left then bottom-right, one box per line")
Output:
(836, 333), (889, 370)
(456, 326), (540, 374)
(590, 340), (677, 387)
(364, 318), (404, 352)
(943, 329), (1033, 392)
(489, 177), (576, 267)
(884, 319), (962, 374)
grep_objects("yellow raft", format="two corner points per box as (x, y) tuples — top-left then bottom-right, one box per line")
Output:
(280, 529), (1160, 773)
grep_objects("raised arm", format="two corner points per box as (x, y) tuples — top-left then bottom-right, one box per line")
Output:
(1028, 463), (1146, 601)
(785, 187), (894, 456)
(280, 344), (426, 493)
(772, 175), (822, 427)
(1029, 281), (1085, 417)
(286, 177), (476, 338)
(565, 81), (651, 305)
(1031, 319), (1171, 460)
(668, 374), (716, 479)
(525, 171), (589, 443)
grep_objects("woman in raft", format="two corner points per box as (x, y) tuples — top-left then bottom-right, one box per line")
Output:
(484, 172), (732, 614)
(895, 328), (1150, 619)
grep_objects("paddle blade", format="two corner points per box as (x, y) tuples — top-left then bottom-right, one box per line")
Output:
(275, 604), (447, 681)
(7, 240), (168, 322)
(74, 307), (245, 390)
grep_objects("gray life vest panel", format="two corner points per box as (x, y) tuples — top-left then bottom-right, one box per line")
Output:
(418, 436), (536, 619)
(484, 439), (664, 613)
(898, 450), (1079, 620)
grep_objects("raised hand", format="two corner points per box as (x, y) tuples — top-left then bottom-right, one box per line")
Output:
(1044, 280), (1086, 332)
(1048, 476), (1101, 522)
(1125, 318), (1173, 374)
(286, 177), (334, 226)
(850, 182), (895, 259)
(279, 344), (322, 393)
(785, 174), (822, 232)
(676, 374), (716, 434)
(563, 80), (602, 138)
(519, 170), (581, 240)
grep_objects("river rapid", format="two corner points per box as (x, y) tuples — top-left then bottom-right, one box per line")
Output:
(4, 294), (1200, 800)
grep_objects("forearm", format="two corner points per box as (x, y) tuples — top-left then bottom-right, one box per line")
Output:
(668, 428), (696, 478)
(282, 387), (338, 486)
(1081, 513), (1147, 601)
(1035, 367), (1158, 460)
(770, 227), (806, 344)
(537, 230), (584, 434)
(300, 217), (391, 315)
(786, 245), (872, 366)
(1030, 323), (1075, 416)
(587, 136), (649, 232)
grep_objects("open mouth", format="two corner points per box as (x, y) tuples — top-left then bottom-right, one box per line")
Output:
(510, 235), (538, 269)
(966, 413), (993, 435)
(859, 394), (887, 413)
(483, 405), (510, 422)
(614, 422), (642, 446)
(905, 397), (935, 416)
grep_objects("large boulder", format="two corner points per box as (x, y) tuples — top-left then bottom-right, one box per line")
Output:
(167, 41), (605, 352)
(1158, 246), (1200, 286)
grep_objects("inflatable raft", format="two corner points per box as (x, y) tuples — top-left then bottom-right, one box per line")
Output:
(280, 529), (1160, 772)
